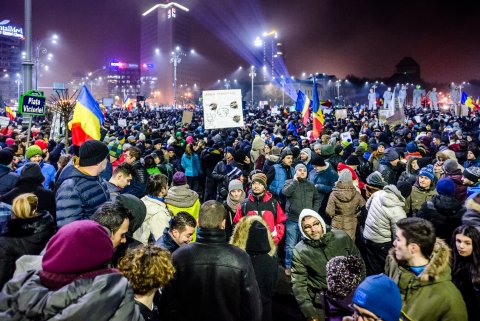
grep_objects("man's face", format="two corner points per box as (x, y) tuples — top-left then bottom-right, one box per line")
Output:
(124, 151), (134, 164)
(434, 138), (441, 146)
(230, 189), (243, 201)
(301, 216), (323, 240)
(314, 147), (321, 155)
(282, 155), (293, 167)
(154, 143), (161, 150)
(418, 176), (432, 189)
(171, 226), (195, 246)
(111, 218), (129, 248)
(351, 304), (381, 321)
(168, 150), (175, 158)
(251, 181), (265, 195)
(313, 165), (327, 172)
(30, 154), (42, 163)
(393, 228), (412, 262)
(116, 174), (132, 188)
(296, 167), (308, 179)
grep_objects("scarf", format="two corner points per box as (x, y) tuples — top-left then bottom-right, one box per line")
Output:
(226, 190), (246, 213)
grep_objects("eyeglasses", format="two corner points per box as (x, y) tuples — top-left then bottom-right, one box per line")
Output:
(349, 304), (382, 321)
(302, 221), (321, 231)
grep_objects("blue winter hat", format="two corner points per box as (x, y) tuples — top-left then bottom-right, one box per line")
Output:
(419, 164), (435, 181)
(406, 141), (418, 153)
(436, 177), (455, 196)
(352, 274), (402, 321)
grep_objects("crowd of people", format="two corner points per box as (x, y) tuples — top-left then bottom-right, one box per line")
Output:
(0, 104), (479, 321)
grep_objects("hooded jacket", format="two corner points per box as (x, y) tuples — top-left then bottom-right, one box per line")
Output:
(165, 185), (200, 229)
(308, 162), (339, 203)
(0, 163), (56, 221)
(0, 164), (18, 197)
(404, 181), (437, 216)
(417, 194), (466, 240)
(462, 198), (480, 229)
(16, 160), (56, 190)
(444, 168), (467, 201)
(325, 181), (366, 240)
(397, 156), (419, 186)
(363, 185), (406, 244)
(377, 158), (398, 185)
(55, 163), (110, 227)
(0, 271), (143, 321)
(291, 210), (365, 319)
(385, 239), (468, 321)
(0, 211), (55, 289)
(250, 135), (266, 163)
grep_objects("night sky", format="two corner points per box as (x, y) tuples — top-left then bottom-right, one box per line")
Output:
(3, 0), (479, 86)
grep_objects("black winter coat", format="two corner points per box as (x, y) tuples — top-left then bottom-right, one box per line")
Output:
(160, 228), (262, 321)
(417, 194), (466, 240)
(0, 211), (55, 289)
(0, 165), (18, 197)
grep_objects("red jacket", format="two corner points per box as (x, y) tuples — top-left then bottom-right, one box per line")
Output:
(234, 191), (286, 244)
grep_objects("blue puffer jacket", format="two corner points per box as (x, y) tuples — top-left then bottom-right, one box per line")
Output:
(464, 157), (480, 169)
(269, 164), (294, 196)
(55, 163), (110, 227)
(308, 163), (339, 203)
(17, 161), (56, 190)
(181, 153), (203, 177)
(0, 165), (18, 196)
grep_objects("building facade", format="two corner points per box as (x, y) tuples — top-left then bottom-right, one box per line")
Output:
(0, 21), (23, 103)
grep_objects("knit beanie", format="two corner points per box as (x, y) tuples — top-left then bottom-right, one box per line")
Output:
(245, 220), (271, 254)
(436, 177), (455, 196)
(271, 146), (281, 156)
(0, 150), (14, 166)
(42, 220), (113, 274)
(280, 147), (293, 160)
(338, 169), (353, 182)
(186, 136), (194, 144)
(463, 166), (480, 184)
(352, 274), (402, 321)
(442, 159), (458, 174)
(311, 154), (326, 167)
(19, 162), (45, 185)
(108, 141), (123, 159)
(228, 179), (243, 192)
(5, 138), (15, 146)
(355, 146), (365, 156)
(313, 143), (322, 151)
(294, 163), (307, 173)
(418, 164), (434, 181)
(251, 172), (267, 188)
(366, 171), (387, 187)
(406, 141), (418, 153)
(226, 164), (242, 178)
(345, 155), (360, 166)
(321, 144), (335, 157)
(326, 255), (363, 298)
(79, 140), (109, 166)
(383, 148), (399, 162)
(396, 181), (413, 198)
(26, 145), (42, 160)
(34, 139), (48, 151)
(172, 171), (187, 186)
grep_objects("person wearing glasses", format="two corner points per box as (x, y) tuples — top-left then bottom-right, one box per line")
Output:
(291, 208), (365, 321)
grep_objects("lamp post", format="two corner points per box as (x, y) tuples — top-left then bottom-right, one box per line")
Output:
(249, 66), (256, 108)
(224, 79), (231, 90)
(33, 34), (58, 90)
(335, 80), (341, 99)
(280, 76), (286, 107)
(170, 47), (185, 109)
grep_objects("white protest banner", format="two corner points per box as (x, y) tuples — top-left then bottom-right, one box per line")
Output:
(182, 110), (193, 124)
(0, 116), (11, 127)
(271, 106), (280, 115)
(118, 119), (127, 127)
(335, 109), (347, 119)
(203, 89), (244, 129)
(414, 115), (421, 123)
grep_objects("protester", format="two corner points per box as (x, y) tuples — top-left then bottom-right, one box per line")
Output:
(164, 171), (200, 228)
(156, 211), (197, 253)
(105, 162), (134, 199)
(223, 178), (246, 240)
(122, 146), (147, 197)
(0, 149), (18, 196)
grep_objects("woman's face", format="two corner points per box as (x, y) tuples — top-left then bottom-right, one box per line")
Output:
(378, 145), (385, 153)
(467, 151), (475, 160)
(456, 233), (473, 257)
(264, 145), (271, 154)
(411, 160), (419, 171)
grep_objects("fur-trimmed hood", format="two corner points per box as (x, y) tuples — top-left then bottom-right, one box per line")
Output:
(389, 238), (451, 283)
(230, 215), (276, 256)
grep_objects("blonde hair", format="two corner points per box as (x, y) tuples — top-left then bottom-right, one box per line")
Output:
(12, 193), (38, 219)
(230, 216), (276, 257)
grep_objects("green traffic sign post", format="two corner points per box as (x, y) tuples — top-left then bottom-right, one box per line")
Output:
(18, 90), (46, 156)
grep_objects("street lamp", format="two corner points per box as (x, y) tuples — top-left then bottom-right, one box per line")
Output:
(33, 34), (58, 90)
(249, 66), (256, 108)
(280, 75), (286, 107)
(335, 80), (341, 99)
(170, 47), (186, 108)
(224, 79), (231, 90)
(15, 74), (22, 101)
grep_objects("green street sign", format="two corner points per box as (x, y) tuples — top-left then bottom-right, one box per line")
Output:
(18, 90), (46, 116)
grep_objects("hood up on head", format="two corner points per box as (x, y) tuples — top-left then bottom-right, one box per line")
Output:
(298, 208), (327, 240)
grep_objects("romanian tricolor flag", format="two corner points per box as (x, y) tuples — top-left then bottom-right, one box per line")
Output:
(124, 96), (134, 111)
(461, 91), (477, 111)
(311, 79), (324, 138)
(295, 90), (310, 126)
(69, 85), (104, 146)
(5, 106), (15, 121)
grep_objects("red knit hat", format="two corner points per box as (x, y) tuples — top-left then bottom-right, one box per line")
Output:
(35, 139), (48, 151)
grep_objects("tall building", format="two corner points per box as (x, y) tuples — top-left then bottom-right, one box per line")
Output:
(0, 20), (23, 103)
(253, 30), (284, 81)
(106, 61), (141, 99)
(141, 1), (197, 105)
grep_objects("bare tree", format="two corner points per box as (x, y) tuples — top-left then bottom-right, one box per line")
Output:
(48, 89), (78, 152)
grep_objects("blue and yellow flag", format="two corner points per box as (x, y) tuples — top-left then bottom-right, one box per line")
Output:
(296, 90), (311, 126)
